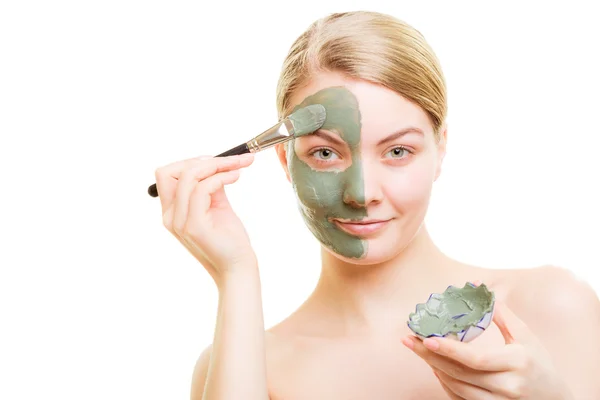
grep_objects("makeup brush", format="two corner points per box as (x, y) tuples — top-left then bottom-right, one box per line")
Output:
(147, 104), (327, 197)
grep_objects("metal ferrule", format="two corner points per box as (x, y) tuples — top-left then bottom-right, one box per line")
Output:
(246, 118), (295, 153)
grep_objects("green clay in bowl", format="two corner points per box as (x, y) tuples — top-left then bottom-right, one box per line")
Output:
(407, 283), (495, 342)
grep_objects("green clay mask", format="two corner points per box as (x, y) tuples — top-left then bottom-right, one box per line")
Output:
(287, 87), (367, 259)
(407, 283), (495, 340)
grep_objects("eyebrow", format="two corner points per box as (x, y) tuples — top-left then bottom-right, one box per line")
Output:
(310, 129), (346, 145)
(377, 127), (424, 146)
(310, 127), (424, 146)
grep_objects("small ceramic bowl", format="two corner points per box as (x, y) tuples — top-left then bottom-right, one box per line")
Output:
(407, 282), (495, 343)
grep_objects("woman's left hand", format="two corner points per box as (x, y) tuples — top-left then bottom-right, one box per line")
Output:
(402, 299), (574, 400)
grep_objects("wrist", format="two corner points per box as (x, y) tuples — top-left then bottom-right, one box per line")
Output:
(217, 258), (260, 290)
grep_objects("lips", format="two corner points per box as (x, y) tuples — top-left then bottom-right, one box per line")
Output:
(331, 218), (392, 236)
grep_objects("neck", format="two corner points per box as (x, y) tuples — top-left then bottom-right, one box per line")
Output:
(308, 225), (462, 338)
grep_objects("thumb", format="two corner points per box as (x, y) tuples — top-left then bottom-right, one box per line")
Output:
(492, 299), (535, 345)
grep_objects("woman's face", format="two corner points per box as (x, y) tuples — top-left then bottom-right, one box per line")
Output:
(276, 71), (446, 265)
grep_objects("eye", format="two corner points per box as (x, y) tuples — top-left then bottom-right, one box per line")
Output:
(385, 146), (410, 158)
(311, 147), (339, 161)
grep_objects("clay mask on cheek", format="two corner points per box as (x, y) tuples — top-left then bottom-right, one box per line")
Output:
(288, 87), (367, 259)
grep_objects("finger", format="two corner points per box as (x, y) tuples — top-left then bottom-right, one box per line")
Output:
(154, 155), (213, 211)
(492, 300), (534, 345)
(170, 156), (251, 234)
(409, 336), (529, 394)
(155, 154), (253, 211)
(188, 154), (254, 182)
(172, 164), (209, 235)
(186, 169), (242, 231)
(162, 203), (176, 236)
(160, 155), (214, 178)
(406, 336), (481, 387)
(421, 335), (522, 372)
(434, 368), (500, 400)
(434, 370), (464, 400)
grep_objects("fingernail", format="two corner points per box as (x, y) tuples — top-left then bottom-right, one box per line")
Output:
(401, 337), (414, 350)
(423, 338), (439, 351)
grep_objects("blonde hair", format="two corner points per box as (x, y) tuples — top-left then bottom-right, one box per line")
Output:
(276, 11), (447, 139)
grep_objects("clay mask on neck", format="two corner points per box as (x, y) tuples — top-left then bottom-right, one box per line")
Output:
(288, 87), (367, 259)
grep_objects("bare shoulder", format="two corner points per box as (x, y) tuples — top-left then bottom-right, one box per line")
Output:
(497, 265), (600, 397)
(503, 265), (600, 330)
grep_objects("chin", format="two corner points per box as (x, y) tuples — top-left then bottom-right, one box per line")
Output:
(323, 234), (415, 266)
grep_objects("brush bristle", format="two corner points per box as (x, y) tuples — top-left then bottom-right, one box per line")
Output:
(288, 104), (327, 137)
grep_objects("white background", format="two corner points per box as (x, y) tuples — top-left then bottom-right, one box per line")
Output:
(1, 1), (599, 399)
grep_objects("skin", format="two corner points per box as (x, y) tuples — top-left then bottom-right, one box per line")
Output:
(188, 71), (600, 399)
(287, 87), (367, 259)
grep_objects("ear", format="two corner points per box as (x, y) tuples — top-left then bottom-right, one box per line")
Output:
(275, 143), (292, 183)
(434, 123), (447, 182)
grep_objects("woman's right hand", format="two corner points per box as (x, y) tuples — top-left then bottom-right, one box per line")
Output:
(154, 154), (257, 285)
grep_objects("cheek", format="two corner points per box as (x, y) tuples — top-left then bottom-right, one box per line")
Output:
(289, 164), (344, 210)
(292, 172), (338, 208)
(383, 165), (435, 209)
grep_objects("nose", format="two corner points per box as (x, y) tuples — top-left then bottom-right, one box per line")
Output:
(342, 160), (383, 208)
(342, 176), (365, 208)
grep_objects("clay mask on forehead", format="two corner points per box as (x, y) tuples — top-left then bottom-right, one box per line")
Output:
(287, 86), (367, 259)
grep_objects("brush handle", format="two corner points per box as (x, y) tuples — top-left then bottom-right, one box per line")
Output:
(147, 142), (250, 197)
(215, 142), (250, 157)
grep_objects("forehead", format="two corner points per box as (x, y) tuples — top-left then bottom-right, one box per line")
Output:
(288, 71), (434, 141)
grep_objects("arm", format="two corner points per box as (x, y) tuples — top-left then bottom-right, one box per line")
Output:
(190, 263), (269, 400)
(153, 154), (268, 399)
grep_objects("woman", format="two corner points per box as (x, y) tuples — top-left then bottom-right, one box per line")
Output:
(154, 11), (600, 400)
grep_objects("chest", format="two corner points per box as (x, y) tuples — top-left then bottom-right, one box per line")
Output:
(267, 325), (507, 400)
(267, 340), (449, 400)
